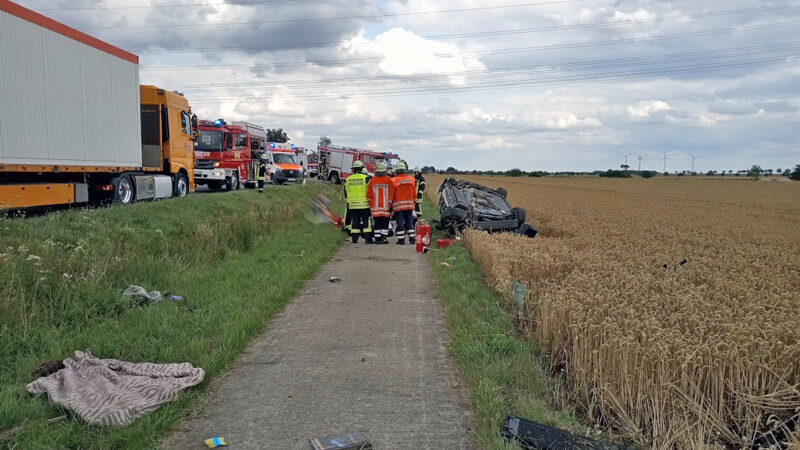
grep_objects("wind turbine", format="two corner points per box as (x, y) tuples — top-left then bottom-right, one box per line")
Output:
(661, 152), (670, 174)
(622, 153), (632, 166)
(635, 153), (644, 171)
(689, 153), (697, 173)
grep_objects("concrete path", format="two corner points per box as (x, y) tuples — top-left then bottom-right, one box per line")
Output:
(163, 241), (473, 449)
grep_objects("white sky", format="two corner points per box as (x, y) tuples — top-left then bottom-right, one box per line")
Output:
(20, 0), (800, 172)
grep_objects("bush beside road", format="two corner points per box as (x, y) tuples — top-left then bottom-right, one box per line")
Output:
(0, 185), (344, 448)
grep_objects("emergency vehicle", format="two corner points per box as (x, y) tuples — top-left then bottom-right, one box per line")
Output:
(318, 145), (401, 183)
(264, 142), (302, 184)
(294, 146), (309, 178)
(193, 119), (266, 190)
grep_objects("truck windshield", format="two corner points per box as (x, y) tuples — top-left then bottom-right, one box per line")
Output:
(195, 130), (223, 151)
(273, 153), (297, 164)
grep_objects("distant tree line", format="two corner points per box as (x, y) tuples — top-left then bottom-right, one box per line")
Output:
(423, 164), (800, 180)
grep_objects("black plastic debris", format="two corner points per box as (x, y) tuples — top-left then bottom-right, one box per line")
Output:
(662, 258), (688, 270)
(500, 415), (624, 450)
(329, 277), (342, 283)
(310, 432), (372, 450)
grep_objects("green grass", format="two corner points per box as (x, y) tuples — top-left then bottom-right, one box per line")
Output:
(0, 185), (345, 449)
(422, 198), (581, 449)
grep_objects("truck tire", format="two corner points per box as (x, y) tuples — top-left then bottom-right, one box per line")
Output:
(330, 172), (340, 184)
(174, 173), (188, 197)
(513, 207), (527, 225)
(497, 187), (508, 199)
(227, 172), (239, 191)
(112, 174), (135, 204)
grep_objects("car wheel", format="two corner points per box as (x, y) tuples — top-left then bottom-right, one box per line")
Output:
(440, 207), (468, 234)
(173, 173), (188, 197)
(330, 172), (340, 184)
(112, 174), (135, 204)
(497, 187), (508, 199)
(513, 207), (527, 225)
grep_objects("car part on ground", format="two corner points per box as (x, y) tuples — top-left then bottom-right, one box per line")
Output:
(501, 415), (626, 450)
(436, 177), (537, 238)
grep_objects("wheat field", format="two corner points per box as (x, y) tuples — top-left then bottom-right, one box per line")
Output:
(428, 175), (800, 449)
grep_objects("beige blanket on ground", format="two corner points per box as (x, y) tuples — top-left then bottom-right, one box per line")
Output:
(27, 350), (205, 427)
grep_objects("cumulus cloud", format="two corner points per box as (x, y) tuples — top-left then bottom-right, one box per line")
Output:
(627, 100), (672, 120)
(19, 0), (800, 171)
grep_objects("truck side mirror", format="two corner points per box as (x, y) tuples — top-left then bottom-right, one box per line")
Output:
(225, 133), (233, 150)
(191, 115), (199, 139)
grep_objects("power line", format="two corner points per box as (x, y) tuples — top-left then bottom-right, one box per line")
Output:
(139, 21), (800, 71)
(128, 4), (800, 54)
(80, 0), (585, 30)
(180, 55), (795, 102)
(167, 43), (800, 92)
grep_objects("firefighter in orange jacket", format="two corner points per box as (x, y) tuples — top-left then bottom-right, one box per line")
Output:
(391, 161), (417, 245)
(366, 163), (395, 245)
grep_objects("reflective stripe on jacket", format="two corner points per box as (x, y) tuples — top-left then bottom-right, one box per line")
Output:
(256, 161), (267, 181)
(344, 173), (370, 209)
(392, 174), (416, 211)
(415, 175), (426, 204)
(367, 175), (395, 218)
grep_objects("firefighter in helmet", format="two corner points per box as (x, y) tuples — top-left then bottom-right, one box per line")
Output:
(256, 153), (268, 193)
(344, 160), (373, 244)
(391, 161), (417, 245)
(413, 166), (426, 223)
(367, 163), (395, 244)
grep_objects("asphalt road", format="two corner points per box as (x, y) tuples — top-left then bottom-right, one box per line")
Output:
(163, 241), (473, 449)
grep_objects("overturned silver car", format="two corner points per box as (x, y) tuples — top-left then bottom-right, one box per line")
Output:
(436, 177), (537, 238)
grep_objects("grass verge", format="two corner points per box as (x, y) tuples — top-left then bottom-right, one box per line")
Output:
(0, 184), (344, 449)
(422, 197), (581, 449)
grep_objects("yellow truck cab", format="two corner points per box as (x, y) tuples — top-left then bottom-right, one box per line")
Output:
(139, 85), (197, 197)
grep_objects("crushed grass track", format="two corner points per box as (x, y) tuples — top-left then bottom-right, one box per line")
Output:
(0, 185), (344, 449)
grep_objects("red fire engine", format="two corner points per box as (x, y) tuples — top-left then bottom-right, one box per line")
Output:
(193, 119), (266, 190)
(317, 145), (401, 183)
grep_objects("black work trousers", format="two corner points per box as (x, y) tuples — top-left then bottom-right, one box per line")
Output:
(395, 210), (416, 242)
(348, 208), (371, 238)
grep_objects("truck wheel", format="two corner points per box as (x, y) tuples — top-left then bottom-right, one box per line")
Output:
(513, 207), (527, 225)
(330, 172), (340, 184)
(174, 173), (188, 197)
(227, 172), (239, 191)
(497, 187), (508, 199)
(112, 174), (135, 204)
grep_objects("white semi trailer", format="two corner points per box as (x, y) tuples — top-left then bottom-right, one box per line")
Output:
(0, 0), (197, 209)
